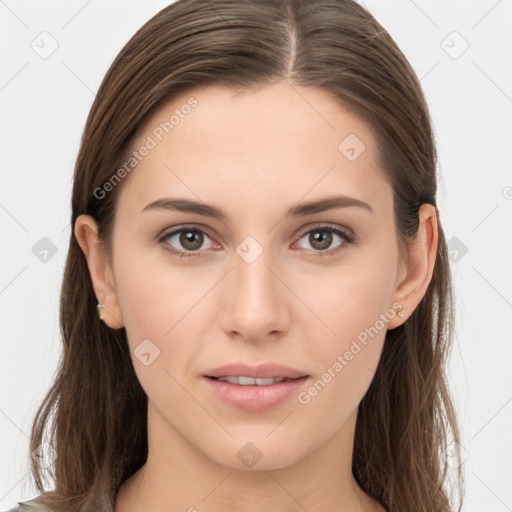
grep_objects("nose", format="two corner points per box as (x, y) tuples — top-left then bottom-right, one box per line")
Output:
(219, 243), (291, 344)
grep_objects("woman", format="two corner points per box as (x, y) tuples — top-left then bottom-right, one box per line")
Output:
(7, 0), (465, 510)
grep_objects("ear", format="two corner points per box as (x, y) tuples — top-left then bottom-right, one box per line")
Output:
(74, 214), (124, 329)
(387, 203), (438, 330)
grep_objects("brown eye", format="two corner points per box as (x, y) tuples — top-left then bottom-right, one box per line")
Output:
(308, 230), (334, 250)
(295, 226), (354, 256)
(177, 230), (205, 251)
(159, 227), (215, 257)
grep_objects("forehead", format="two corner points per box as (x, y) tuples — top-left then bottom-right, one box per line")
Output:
(115, 81), (392, 221)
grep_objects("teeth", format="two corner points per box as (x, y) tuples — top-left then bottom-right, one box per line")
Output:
(216, 376), (288, 385)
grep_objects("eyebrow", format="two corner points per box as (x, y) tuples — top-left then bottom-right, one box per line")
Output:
(141, 195), (374, 221)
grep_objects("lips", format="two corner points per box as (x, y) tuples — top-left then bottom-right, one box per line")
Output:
(215, 376), (289, 385)
(202, 363), (310, 411)
(204, 362), (308, 380)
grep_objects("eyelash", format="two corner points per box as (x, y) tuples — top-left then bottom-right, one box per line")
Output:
(157, 224), (355, 259)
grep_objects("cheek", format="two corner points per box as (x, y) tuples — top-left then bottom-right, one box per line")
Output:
(112, 248), (214, 388)
(297, 245), (397, 410)
(305, 248), (397, 343)
(111, 249), (178, 369)
(113, 242), (191, 336)
(113, 263), (195, 413)
(296, 288), (389, 437)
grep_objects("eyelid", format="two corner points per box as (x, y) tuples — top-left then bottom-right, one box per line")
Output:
(158, 223), (218, 242)
(158, 222), (354, 243)
(296, 222), (354, 240)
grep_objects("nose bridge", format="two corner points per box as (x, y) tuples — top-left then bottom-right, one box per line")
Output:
(220, 236), (289, 339)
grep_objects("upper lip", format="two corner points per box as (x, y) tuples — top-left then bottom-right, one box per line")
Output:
(205, 363), (309, 379)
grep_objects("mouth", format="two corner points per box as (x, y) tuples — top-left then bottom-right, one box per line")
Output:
(205, 375), (307, 385)
(204, 362), (308, 380)
(202, 365), (310, 412)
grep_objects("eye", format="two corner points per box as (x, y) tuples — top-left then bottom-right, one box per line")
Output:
(158, 226), (216, 257)
(294, 225), (354, 257)
(157, 224), (355, 258)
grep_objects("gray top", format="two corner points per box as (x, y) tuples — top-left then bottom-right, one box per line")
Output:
(3, 501), (49, 512)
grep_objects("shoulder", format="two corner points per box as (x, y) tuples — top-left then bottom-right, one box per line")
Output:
(2, 499), (50, 512)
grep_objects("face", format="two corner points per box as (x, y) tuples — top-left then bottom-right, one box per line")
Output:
(83, 81), (414, 471)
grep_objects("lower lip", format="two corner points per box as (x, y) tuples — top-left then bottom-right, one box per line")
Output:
(203, 376), (309, 412)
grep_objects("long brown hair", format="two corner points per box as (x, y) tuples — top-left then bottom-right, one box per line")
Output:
(29, 1), (465, 510)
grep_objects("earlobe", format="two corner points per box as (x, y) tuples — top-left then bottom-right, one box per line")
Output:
(74, 214), (124, 329)
(387, 203), (438, 330)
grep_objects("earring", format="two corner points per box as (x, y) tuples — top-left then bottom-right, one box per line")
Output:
(397, 305), (405, 318)
(97, 303), (106, 321)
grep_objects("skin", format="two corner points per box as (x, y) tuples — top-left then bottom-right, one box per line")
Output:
(75, 80), (438, 512)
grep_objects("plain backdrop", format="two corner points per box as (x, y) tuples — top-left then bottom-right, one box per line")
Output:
(1, 0), (511, 510)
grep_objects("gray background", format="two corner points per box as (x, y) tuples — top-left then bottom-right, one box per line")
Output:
(1, 0), (511, 510)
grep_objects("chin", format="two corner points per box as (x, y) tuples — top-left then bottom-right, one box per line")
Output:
(204, 435), (312, 473)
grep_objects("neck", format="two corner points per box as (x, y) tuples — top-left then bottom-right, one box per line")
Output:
(115, 402), (384, 512)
